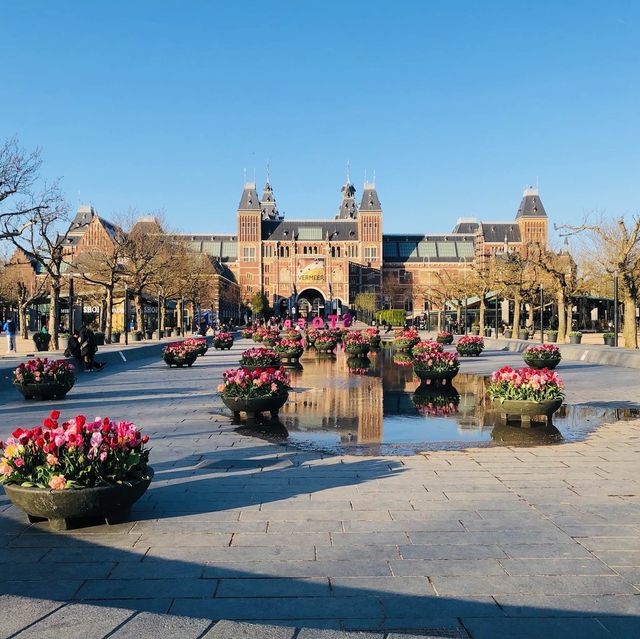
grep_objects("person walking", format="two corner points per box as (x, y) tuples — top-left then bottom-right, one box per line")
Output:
(3, 317), (17, 354)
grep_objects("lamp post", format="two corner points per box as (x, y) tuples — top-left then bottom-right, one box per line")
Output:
(68, 274), (74, 333)
(463, 297), (468, 335)
(157, 289), (162, 341)
(614, 270), (619, 347)
(495, 293), (499, 339)
(540, 285), (544, 344)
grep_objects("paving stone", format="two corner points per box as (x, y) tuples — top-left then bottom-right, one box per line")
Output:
(202, 560), (393, 578)
(13, 603), (134, 639)
(493, 594), (640, 617)
(390, 559), (507, 577)
(76, 577), (217, 599)
(0, 596), (64, 637)
(109, 612), (211, 638)
(498, 558), (617, 576)
(215, 577), (329, 597)
(460, 616), (614, 639)
(203, 619), (296, 638)
(296, 630), (383, 638)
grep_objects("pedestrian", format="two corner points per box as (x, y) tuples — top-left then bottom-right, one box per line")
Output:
(78, 324), (105, 371)
(3, 317), (17, 354)
(65, 330), (84, 370)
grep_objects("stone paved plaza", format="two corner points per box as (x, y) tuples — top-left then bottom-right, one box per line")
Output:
(2, 339), (640, 638)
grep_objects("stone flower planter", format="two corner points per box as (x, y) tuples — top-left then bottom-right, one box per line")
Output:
(518, 330), (529, 340)
(435, 335), (454, 345)
(603, 336), (616, 347)
(470, 329), (480, 336)
(569, 335), (582, 344)
(345, 343), (371, 356)
(3, 470), (153, 531)
(524, 357), (561, 370)
(222, 393), (288, 421)
(413, 367), (459, 383)
(14, 381), (74, 401)
(456, 345), (484, 357)
(214, 339), (233, 350)
(163, 352), (197, 368)
(492, 398), (563, 427)
(546, 332), (558, 343)
(503, 330), (513, 339)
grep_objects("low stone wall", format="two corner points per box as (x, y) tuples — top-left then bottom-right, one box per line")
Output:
(493, 338), (640, 370)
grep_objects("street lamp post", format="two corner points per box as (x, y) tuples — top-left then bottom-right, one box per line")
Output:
(540, 285), (544, 344)
(68, 274), (74, 333)
(157, 291), (162, 341)
(614, 270), (619, 347)
(495, 294), (499, 339)
(463, 298), (468, 335)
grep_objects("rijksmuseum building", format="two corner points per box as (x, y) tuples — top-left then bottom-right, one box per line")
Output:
(185, 179), (548, 319)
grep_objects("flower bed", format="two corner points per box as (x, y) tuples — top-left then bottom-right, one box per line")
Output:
(184, 337), (208, 356)
(412, 340), (443, 356)
(283, 330), (303, 341)
(436, 331), (454, 345)
(314, 335), (337, 353)
(274, 339), (304, 360)
(213, 331), (234, 350)
(344, 331), (371, 356)
(305, 328), (320, 347)
(0, 410), (152, 530)
(241, 328), (255, 339)
(487, 366), (564, 402)
(364, 327), (381, 348)
(523, 344), (562, 369)
(325, 328), (346, 342)
(394, 329), (420, 351)
(393, 352), (414, 367)
(412, 350), (460, 382)
(163, 342), (199, 367)
(13, 358), (75, 400)
(239, 347), (281, 369)
(218, 367), (291, 420)
(456, 335), (484, 357)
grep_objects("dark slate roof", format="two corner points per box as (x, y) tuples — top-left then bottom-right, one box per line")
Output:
(263, 219), (358, 241)
(516, 187), (547, 218)
(382, 234), (476, 263)
(452, 220), (480, 234)
(336, 182), (358, 219)
(63, 205), (119, 246)
(479, 222), (522, 243)
(238, 183), (260, 211)
(359, 183), (381, 211)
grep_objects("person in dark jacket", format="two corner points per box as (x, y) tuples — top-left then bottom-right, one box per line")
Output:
(78, 325), (104, 371)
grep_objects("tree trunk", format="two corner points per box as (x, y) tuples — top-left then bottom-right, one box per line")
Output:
(49, 281), (61, 351)
(566, 303), (573, 335)
(19, 302), (29, 340)
(479, 296), (486, 333)
(512, 295), (521, 332)
(105, 286), (114, 342)
(134, 290), (144, 331)
(527, 302), (534, 329)
(160, 298), (166, 331)
(623, 297), (638, 349)
(556, 291), (567, 343)
(99, 295), (107, 333)
(176, 299), (183, 333)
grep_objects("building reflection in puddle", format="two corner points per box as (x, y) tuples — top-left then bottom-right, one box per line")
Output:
(238, 347), (640, 455)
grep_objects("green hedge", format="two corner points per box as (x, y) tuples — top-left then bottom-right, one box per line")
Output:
(374, 309), (406, 326)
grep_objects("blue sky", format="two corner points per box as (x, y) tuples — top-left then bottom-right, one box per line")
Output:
(2, 1), (639, 238)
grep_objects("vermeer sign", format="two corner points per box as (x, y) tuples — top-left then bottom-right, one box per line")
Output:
(298, 260), (325, 284)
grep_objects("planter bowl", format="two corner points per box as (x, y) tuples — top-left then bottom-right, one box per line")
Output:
(518, 331), (529, 340)
(503, 330), (513, 339)
(222, 393), (288, 421)
(523, 356), (561, 370)
(3, 469), (153, 531)
(603, 337), (616, 347)
(546, 332), (558, 343)
(14, 381), (74, 401)
(214, 340), (233, 350)
(163, 352), (198, 368)
(569, 335), (582, 344)
(435, 335), (454, 345)
(413, 367), (459, 383)
(456, 345), (484, 357)
(492, 398), (563, 427)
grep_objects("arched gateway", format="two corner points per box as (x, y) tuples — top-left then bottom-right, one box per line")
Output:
(297, 288), (325, 318)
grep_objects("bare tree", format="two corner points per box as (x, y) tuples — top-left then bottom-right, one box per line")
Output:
(0, 260), (47, 339)
(558, 216), (640, 348)
(0, 137), (59, 240)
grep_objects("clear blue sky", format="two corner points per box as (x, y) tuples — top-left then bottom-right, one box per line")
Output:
(2, 1), (639, 238)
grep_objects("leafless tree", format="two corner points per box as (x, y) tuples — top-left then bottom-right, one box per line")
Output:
(558, 216), (640, 348)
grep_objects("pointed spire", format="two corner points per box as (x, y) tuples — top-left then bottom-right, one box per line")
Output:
(260, 175), (280, 221)
(336, 180), (357, 219)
